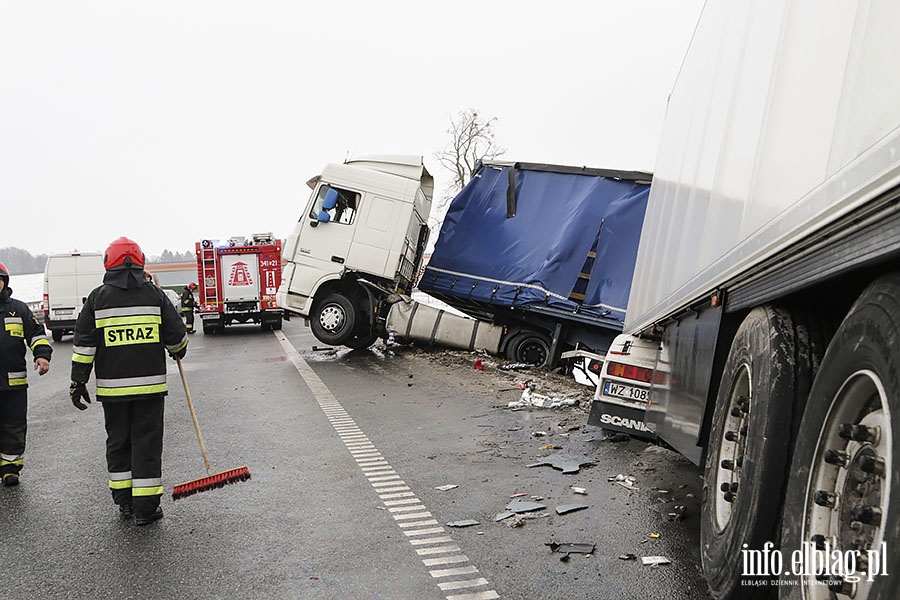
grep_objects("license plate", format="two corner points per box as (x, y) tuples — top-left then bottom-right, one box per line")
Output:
(54, 309), (74, 316)
(602, 380), (649, 403)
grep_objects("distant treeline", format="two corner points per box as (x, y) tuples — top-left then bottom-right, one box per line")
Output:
(0, 247), (194, 275)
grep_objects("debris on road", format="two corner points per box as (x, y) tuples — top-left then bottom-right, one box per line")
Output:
(546, 542), (595, 556)
(447, 520), (480, 528)
(618, 553), (638, 561)
(498, 363), (531, 371)
(506, 498), (547, 513)
(555, 504), (589, 515)
(527, 453), (596, 474)
(474, 358), (484, 371)
(570, 486), (587, 495)
(495, 511), (515, 522)
(649, 533), (660, 539)
(641, 556), (672, 566)
(434, 484), (458, 491)
(509, 492), (529, 498)
(538, 444), (561, 450)
(508, 387), (579, 409)
(668, 505), (687, 522)
(609, 474), (638, 489)
(504, 512), (548, 528)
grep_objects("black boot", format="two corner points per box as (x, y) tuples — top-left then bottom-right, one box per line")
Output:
(119, 503), (134, 518)
(135, 506), (163, 526)
(2, 473), (19, 486)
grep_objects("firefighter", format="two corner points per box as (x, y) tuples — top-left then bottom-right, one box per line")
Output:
(0, 262), (52, 486)
(69, 237), (188, 525)
(180, 282), (198, 334)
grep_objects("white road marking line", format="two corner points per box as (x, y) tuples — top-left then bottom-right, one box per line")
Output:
(417, 545), (461, 556)
(375, 486), (410, 493)
(438, 578), (490, 591)
(422, 556), (469, 566)
(388, 505), (426, 513)
(398, 519), (440, 528)
(411, 536), (454, 546)
(379, 492), (415, 499)
(275, 331), (498, 600)
(392, 512), (432, 520)
(383, 498), (420, 506)
(446, 592), (500, 600)
(430, 566), (479, 578)
(404, 527), (446, 537)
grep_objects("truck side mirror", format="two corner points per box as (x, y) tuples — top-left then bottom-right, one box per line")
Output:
(317, 210), (332, 223)
(322, 188), (338, 211)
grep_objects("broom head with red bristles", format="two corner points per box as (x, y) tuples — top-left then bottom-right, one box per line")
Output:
(172, 465), (251, 500)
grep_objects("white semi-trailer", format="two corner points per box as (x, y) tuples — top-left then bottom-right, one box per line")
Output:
(591, 2), (900, 598)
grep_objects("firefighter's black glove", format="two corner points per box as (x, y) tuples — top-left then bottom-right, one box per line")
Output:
(70, 381), (91, 410)
(168, 346), (187, 361)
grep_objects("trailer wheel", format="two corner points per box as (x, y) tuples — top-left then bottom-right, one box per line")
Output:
(310, 293), (357, 346)
(701, 305), (823, 599)
(51, 329), (63, 342)
(778, 274), (900, 600)
(505, 331), (552, 368)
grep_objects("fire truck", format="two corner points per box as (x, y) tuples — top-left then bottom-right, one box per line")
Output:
(195, 233), (283, 334)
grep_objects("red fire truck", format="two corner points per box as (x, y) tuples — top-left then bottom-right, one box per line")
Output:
(195, 233), (283, 334)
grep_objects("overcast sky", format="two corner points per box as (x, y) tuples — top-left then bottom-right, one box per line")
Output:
(1, 1), (704, 257)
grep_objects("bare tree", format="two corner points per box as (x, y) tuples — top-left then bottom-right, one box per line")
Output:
(434, 108), (505, 213)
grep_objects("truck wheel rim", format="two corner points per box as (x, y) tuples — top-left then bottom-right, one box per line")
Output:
(713, 364), (751, 532)
(802, 370), (891, 598)
(518, 339), (548, 366)
(319, 304), (346, 333)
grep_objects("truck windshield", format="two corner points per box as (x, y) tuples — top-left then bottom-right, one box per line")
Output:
(308, 185), (360, 225)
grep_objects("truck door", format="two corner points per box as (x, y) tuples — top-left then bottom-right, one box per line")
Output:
(284, 184), (360, 296)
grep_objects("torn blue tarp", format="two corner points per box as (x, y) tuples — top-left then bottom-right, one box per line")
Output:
(419, 162), (650, 325)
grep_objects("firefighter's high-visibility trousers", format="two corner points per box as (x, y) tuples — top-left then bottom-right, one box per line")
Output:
(102, 396), (165, 516)
(0, 388), (27, 477)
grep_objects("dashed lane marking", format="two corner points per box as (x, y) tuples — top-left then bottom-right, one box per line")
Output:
(275, 331), (499, 600)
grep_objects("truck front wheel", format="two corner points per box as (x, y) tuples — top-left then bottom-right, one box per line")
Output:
(701, 305), (824, 599)
(311, 293), (357, 346)
(778, 274), (899, 599)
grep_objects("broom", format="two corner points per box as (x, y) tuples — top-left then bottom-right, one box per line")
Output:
(172, 357), (251, 500)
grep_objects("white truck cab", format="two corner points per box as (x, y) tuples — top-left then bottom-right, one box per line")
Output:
(277, 155), (433, 349)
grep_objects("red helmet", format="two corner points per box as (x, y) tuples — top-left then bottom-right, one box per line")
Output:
(0, 261), (9, 285)
(104, 237), (146, 270)
(188, 282), (198, 290)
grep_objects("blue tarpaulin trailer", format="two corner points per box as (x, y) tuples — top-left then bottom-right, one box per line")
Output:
(418, 161), (651, 367)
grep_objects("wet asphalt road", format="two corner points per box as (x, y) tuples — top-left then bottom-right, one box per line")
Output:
(1, 318), (711, 600)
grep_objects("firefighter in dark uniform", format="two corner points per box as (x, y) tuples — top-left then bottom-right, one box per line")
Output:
(70, 237), (188, 525)
(0, 262), (52, 486)
(180, 282), (198, 334)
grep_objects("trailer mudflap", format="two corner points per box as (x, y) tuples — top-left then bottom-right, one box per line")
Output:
(588, 399), (656, 440)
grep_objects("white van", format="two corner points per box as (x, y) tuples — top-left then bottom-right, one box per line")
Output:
(42, 252), (105, 341)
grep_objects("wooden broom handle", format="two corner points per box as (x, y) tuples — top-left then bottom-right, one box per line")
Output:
(176, 357), (211, 474)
